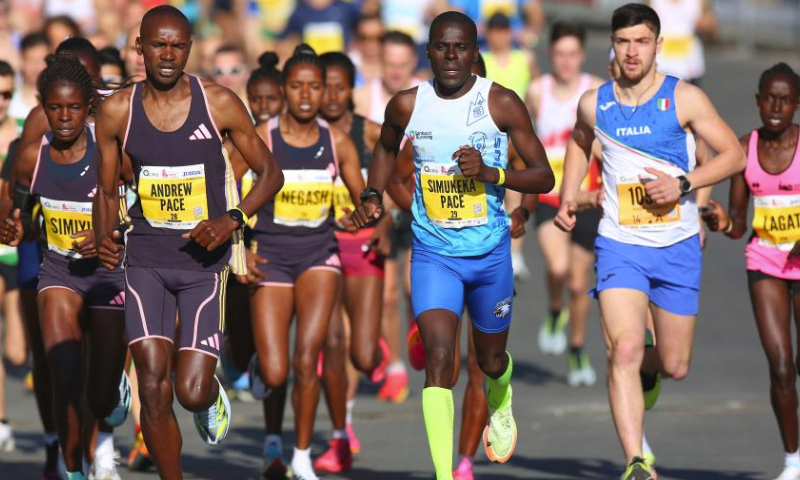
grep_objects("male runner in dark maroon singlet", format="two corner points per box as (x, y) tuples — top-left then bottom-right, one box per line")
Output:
(92, 6), (283, 480)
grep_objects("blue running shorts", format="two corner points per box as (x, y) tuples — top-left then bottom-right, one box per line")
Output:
(591, 235), (702, 316)
(410, 234), (514, 333)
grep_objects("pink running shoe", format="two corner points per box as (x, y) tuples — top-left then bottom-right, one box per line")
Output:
(377, 368), (409, 403)
(368, 338), (390, 383)
(454, 457), (475, 480)
(313, 438), (353, 473)
(346, 422), (361, 455)
(406, 323), (426, 371)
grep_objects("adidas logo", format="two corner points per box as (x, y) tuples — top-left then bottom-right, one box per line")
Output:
(189, 123), (213, 141)
(109, 292), (125, 306)
(201, 333), (221, 351)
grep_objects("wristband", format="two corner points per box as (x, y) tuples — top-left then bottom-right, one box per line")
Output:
(723, 221), (733, 234)
(495, 167), (506, 186)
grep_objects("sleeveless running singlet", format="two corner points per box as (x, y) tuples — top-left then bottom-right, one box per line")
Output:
(123, 75), (243, 272)
(484, 50), (530, 101)
(536, 73), (600, 208)
(595, 75), (698, 247)
(744, 128), (800, 279)
(652, 0), (705, 81)
(31, 128), (98, 259)
(334, 114), (370, 222)
(253, 116), (338, 238)
(407, 76), (509, 256)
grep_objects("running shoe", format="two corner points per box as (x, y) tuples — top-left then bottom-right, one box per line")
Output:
(368, 338), (390, 384)
(291, 454), (319, 480)
(262, 439), (289, 479)
(89, 450), (122, 480)
(43, 440), (61, 480)
(774, 466), (800, 480)
(230, 372), (256, 402)
(537, 310), (568, 355)
(193, 376), (232, 445)
(621, 457), (654, 480)
(346, 423), (361, 455)
(104, 372), (131, 428)
(643, 451), (658, 479)
(642, 371), (661, 411)
(483, 386), (517, 463)
(453, 457), (475, 480)
(313, 438), (353, 473)
(406, 325), (426, 371)
(511, 251), (531, 281)
(567, 350), (597, 387)
(249, 354), (272, 400)
(25, 370), (34, 390)
(377, 368), (409, 403)
(126, 430), (153, 472)
(0, 422), (14, 452)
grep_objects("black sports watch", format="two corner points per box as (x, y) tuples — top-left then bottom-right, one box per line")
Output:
(677, 175), (692, 197)
(360, 187), (383, 205)
(227, 208), (246, 228)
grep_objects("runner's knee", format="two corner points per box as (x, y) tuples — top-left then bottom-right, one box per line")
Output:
(351, 342), (377, 373)
(293, 349), (320, 383)
(175, 372), (217, 412)
(660, 355), (691, 381)
(609, 339), (644, 370)
(767, 356), (797, 390)
(425, 344), (455, 386)
(260, 355), (289, 388)
(476, 349), (507, 379)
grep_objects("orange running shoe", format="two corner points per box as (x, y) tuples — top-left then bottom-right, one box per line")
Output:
(406, 324), (426, 371)
(127, 430), (154, 472)
(346, 423), (361, 455)
(313, 438), (353, 473)
(377, 368), (409, 403)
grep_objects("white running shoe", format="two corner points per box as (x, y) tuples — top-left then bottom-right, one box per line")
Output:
(537, 310), (568, 355)
(248, 354), (272, 400)
(0, 422), (14, 453)
(291, 452), (320, 480)
(483, 386), (517, 463)
(104, 373), (131, 428)
(89, 451), (122, 480)
(511, 252), (531, 281)
(193, 376), (232, 445)
(567, 350), (597, 387)
(774, 466), (800, 480)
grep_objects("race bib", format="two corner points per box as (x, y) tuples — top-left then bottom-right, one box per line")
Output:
(616, 173), (680, 231)
(333, 168), (365, 221)
(138, 164), (209, 229)
(274, 169), (334, 228)
(421, 162), (488, 229)
(753, 195), (800, 251)
(41, 197), (93, 258)
(661, 35), (694, 59)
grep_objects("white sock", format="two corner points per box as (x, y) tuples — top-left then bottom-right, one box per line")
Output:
(387, 361), (406, 374)
(786, 450), (800, 469)
(292, 447), (311, 464)
(642, 433), (653, 455)
(332, 429), (346, 440)
(346, 399), (355, 425)
(96, 432), (114, 458)
(43, 432), (58, 445)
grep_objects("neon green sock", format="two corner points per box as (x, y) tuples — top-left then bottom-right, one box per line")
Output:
(487, 352), (513, 410)
(66, 472), (85, 480)
(422, 387), (454, 480)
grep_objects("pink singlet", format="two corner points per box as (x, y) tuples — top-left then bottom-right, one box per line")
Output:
(744, 128), (800, 279)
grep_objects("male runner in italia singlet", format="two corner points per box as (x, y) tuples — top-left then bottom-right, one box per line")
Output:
(93, 6), (284, 480)
(353, 11), (554, 480)
(554, 4), (744, 479)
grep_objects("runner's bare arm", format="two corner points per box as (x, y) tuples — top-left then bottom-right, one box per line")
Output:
(561, 89), (597, 204)
(93, 91), (127, 242)
(487, 84), (554, 194)
(207, 85), (283, 218)
(725, 135), (751, 239)
(18, 106), (48, 154)
(677, 82), (746, 190)
(0, 143), (38, 245)
(332, 126), (366, 204)
(385, 141), (414, 212)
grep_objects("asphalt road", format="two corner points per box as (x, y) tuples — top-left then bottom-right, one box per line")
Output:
(3, 38), (800, 480)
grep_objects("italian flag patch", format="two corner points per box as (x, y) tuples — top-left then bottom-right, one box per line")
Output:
(657, 98), (670, 111)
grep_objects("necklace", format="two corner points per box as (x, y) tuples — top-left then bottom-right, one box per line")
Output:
(614, 75), (657, 120)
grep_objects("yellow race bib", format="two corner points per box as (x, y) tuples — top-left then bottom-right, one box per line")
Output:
(421, 163), (488, 229)
(661, 35), (694, 59)
(616, 174), (680, 230)
(138, 165), (209, 229)
(333, 168), (365, 221)
(303, 22), (345, 55)
(41, 197), (93, 258)
(274, 169), (334, 228)
(754, 195), (800, 251)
